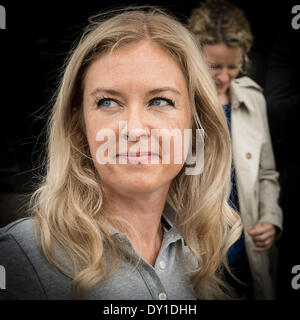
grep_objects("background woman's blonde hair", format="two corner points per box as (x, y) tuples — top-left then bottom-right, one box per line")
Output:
(188, 0), (254, 72)
(29, 6), (242, 299)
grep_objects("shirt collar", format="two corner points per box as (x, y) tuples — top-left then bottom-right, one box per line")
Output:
(161, 204), (186, 246)
(102, 205), (184, 246)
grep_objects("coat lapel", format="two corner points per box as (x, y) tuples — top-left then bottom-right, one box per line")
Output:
(230, 81), (263, 191)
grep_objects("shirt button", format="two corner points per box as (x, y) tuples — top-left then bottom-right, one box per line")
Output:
(159, 260), (166, 270)
(158, 292), (167, 300)
(246, 152), (252, 159)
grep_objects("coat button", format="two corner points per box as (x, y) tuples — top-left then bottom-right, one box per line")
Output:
(246, 152), (252, 159)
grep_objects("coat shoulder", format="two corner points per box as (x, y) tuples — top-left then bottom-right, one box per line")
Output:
(233, 76), (263, 93)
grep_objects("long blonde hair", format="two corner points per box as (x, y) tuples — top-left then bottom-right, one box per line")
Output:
(30, 6), (241, 299)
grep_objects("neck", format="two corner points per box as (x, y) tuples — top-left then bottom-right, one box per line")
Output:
(103, 185), (169, 265)
(218, 89), (230, 105)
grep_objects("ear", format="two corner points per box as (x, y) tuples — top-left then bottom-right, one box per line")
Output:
(240, 53), (249, 75)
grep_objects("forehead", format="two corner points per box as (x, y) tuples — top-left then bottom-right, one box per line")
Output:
(83, 41), (188, 92)
(203, 43), (243, 64)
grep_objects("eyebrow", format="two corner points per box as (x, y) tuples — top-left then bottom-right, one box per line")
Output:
(89, 86), (181, 97)
(207, 60), (242, 66)
(148, 87), (181, 96)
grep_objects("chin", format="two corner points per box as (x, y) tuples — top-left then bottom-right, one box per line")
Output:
(98, 164), (175, 194)
(121, 170), (166, 193)
(217, 85), (230, 94)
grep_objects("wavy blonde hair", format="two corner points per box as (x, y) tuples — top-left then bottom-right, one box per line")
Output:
(29, 6), (242, 299)
(188, 0), (253, 72)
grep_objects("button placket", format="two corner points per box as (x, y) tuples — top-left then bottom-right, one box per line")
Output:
(246, 152), (252, 159)
(159, 260), (166, 270)
(158, 292), (167, 300)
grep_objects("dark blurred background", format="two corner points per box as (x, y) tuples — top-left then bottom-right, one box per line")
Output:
(0, 0), (299, 299)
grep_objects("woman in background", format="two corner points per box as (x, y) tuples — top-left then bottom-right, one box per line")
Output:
(189, 0), (283, 299)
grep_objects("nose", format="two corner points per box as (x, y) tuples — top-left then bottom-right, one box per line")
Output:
(121, 103), (150, 141)
(216, 68), (230, 83)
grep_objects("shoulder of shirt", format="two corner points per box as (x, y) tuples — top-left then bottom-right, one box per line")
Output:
(232, 76), (263, 93)
(0, 217), (38, 256)
(0, 217), (35, 239)
(0, 218), (49, 299)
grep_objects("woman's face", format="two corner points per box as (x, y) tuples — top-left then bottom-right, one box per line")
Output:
(82, 41), (192, 196)
(203, 43), (243, 95)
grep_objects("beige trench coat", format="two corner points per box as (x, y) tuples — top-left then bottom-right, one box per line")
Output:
(230, 76), (283, 300)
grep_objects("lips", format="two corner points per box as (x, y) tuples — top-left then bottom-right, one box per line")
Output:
(117, 152), (159, 164)
(216, 82), (226, 88)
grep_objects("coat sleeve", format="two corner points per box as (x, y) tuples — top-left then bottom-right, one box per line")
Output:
(257, 93), (283, 237)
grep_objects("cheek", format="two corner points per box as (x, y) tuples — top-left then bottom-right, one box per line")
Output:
(230, 69), (240, 79)
(161, 116), (191, 164)
(85, 120), (99, 158)
(84, 112), (115, 164)
(209, 70), (218, 79)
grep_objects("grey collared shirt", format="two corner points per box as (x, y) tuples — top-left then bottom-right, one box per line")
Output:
(0, 213), (198, 300)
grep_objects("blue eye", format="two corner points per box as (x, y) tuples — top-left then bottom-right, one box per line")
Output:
(96, 98), (118, 108)
(150, 97), (175, 107)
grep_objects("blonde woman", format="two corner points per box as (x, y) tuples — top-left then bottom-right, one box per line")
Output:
(0, 7), (241, 300)
(189, 0), (283, 299)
